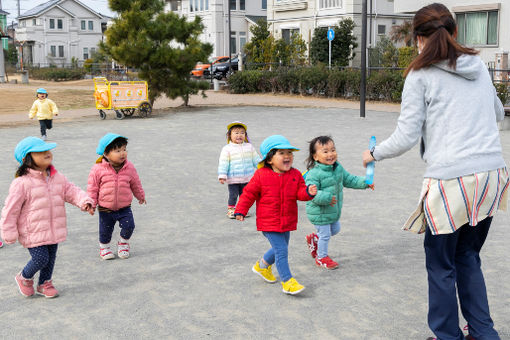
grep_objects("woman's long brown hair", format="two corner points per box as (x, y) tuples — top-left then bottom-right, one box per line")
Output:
(404, 3), (478, 77)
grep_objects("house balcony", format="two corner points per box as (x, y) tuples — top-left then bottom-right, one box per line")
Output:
(274, 0), (308, 12)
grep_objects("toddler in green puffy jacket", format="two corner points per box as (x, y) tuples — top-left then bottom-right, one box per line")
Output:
(304, 136), (374, 269)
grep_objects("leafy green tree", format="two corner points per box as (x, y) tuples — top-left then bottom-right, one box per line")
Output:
(104, 0), (213, 105)
(310, 18), (357, 66)
(5, 44), (18, 64)
(244, 19), (273, 67)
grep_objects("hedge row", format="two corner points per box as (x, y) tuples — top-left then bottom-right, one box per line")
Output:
(228, 66), (405, 102)
(29, 67), (87, 81)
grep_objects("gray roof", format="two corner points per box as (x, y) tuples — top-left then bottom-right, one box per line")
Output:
(246, 15), (266, 24)
(0, 9), (10, 15)
(19, 0), (103, 19)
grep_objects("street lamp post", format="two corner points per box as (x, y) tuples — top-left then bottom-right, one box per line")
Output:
(360, 0), (367, 118)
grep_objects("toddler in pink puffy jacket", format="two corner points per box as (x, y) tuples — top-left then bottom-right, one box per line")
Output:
(0, 137), (94, 298)
(87, 133), (146, 260)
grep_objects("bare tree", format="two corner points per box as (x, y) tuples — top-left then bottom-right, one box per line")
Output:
(390, 20), (413, 47)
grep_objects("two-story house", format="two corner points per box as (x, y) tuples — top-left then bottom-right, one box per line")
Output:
(394, 0), (509, 67)
(165, 0), (267, 57)
(268, 0), (413, 65)
(15, 0), (108, 67)
(1, 9), (8, 50)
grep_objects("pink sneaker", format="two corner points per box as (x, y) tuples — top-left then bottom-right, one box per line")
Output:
(15, 272), (34, 297)
(305, 233), (318, 258)
(315, 256), (339, 270)
(36, 280), (59, 298)
(0, 240), (3, 248)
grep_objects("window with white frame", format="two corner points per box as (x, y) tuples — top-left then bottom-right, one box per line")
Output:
(81, 20), (86, 30)
(262, 0), (267, 10)
(83, 47), (89, 60)
(282, 28), (299, 43)
(230, 0), (236, 10)
(230, 31), (237, 54)
(240, 31), (247, 52)
(319, 0), (341, 9)
(50, 45), (56, 57)
(378, 24), (386, 35)
(57, 19), (63, 29)
(49, 19), (55, 29)
(88, 20), (94, 31)
(58, 46), (64, 57)
(240, 0), (245, 10)
(32, 19), (36, 26)
(456, 11), (498, 46)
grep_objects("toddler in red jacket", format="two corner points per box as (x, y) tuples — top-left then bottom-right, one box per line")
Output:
(235, 135), (317, 295)
(87, 133), (146, 260)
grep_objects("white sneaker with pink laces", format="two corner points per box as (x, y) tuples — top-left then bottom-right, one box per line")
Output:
(117, 240), (130, 259)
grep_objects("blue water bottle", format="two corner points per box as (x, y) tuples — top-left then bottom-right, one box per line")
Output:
(365, 136), (376, 185)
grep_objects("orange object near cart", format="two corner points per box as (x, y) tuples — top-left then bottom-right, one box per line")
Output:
(93, 77), (152, 120)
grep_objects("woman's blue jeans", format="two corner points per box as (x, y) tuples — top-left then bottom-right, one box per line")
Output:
(262, 231), (291, 282)
(315, 221), (341, 259)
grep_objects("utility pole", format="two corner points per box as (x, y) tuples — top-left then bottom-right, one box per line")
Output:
(227, 0), (231, 76)
(360, 0), (367, 118)
(0, 0), (6, 83)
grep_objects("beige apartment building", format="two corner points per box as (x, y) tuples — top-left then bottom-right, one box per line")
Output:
(267, 0), (412, 65)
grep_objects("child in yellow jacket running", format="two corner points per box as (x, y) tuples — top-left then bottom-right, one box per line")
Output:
(29, 88), (59, 140)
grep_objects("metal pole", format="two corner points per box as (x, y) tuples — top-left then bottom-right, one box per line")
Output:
(328, 40), (331, 69)
(368, 0), (372, 77)
(228, 0), (231, 75)
(360, 0), (367, 118)
(0, 0), (5, 83)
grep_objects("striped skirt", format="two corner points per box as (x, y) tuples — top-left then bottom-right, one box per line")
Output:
(403, 168), (509, 235)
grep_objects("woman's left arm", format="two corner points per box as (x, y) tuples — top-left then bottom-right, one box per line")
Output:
(371, 72), (427, 162)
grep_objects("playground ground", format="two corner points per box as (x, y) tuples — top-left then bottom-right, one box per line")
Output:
(0, 95), (509, 339)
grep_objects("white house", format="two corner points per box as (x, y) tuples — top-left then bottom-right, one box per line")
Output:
(394, 0), (509, 67)
(164, 0), (267, 57)
(267, 0), (413, 65)
(15, 0), (109, 67)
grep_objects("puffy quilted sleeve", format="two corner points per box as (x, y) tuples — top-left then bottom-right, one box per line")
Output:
(297, 171), (314, 201)
(63, 174), (93, 209)
(86, 165), (100, 209)
(0, 179), (25, 244)
(129, 166), (145, 201)
(235, 170), (261, 216)
(218, 145), (230, 180)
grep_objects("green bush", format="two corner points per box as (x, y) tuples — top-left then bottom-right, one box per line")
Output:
(229, 67), (405, 102)
(494, 82), (509, 106)
(30, 67), (87, 81)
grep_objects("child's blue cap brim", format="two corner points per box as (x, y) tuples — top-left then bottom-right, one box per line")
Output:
(14, 137), (56, 164)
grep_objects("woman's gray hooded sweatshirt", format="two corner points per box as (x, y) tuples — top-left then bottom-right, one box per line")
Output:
(373, 54), (506, 179)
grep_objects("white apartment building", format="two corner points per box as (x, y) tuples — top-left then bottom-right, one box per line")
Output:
(267, 0), (413, 65)
(394, 0), (509, 66)
(165, 0), (267, 57)
(15, 0), (108, 67)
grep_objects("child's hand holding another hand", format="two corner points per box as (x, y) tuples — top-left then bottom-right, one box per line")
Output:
(308, 184), (317, 196)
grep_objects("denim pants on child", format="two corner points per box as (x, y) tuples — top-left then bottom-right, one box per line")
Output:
(39, 119), (52, 137)
(262, 231), (291, 282)
(22, 244), (58, 285)
(424, 217), (500, 340)
(315, 221), (341, 259)
(99, 206), (135, 244)
(227, 183), (247, 207)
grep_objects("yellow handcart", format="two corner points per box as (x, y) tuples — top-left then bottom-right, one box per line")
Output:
(93, 77), (152, 120)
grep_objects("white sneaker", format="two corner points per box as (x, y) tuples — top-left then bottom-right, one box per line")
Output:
(117, 240), (130, 259)
(100, 245), (115, 260)
(41, 135), (47, 141)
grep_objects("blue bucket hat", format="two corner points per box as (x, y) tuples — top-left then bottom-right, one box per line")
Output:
(259, 135), (299, 164)
(36, 88), (48, 94)
(14, 137), (56, 164)
(96, 133), (127, 155)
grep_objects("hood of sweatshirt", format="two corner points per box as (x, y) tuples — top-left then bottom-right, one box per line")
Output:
(432, 54), (481, 81)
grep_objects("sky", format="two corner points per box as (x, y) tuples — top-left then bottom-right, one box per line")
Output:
(0, 0), (115, 23)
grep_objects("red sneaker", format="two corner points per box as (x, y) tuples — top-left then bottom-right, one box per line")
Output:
(315, 256), (339, 270)
(305, 233), (318, 258)
(36, 280), (59, 298)
(15, 272), (34, 297)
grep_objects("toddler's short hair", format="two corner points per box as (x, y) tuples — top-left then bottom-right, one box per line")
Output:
(104, 137), (128, 154)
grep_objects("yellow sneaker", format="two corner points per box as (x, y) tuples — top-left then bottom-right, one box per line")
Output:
(252, 261), (277, 283)
(281, 277), (305, 295)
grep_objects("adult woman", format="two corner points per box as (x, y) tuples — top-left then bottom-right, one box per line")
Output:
(362, 3), (508, 340)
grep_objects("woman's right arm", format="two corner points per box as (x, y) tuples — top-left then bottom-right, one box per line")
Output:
(0, 180), (25, 244)
(372, 72), (427, 161)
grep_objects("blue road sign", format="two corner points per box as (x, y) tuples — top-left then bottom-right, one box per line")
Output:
(327, 29), (335, 41)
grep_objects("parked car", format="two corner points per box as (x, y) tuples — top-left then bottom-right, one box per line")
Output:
(211, 56), (245, 80)
(191, 56), (229, 78)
